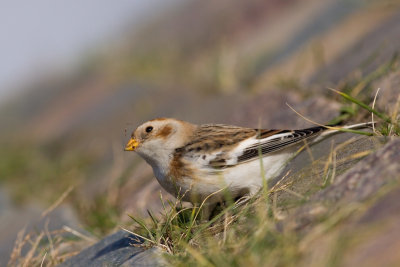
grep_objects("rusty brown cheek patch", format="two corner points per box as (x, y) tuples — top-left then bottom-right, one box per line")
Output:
(156, 125), (172, 138)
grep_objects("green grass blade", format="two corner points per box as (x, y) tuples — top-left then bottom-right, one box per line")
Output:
(329, 88), (393, 124)
(127, 214), (156, 242)
(147, 210), (159, 228)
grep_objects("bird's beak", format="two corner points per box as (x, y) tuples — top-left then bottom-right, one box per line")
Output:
(125, 138), (139, 151)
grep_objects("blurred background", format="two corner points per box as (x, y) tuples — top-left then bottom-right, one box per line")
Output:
(1, 0), (400, 264)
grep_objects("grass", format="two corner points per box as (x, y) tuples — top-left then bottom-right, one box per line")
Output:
(7, 224), (96, 266)
(328, 53), (399, 127)
(125, 190), (301, 267)
(328, 88), (400, 136)
(7, 196), (97, 267)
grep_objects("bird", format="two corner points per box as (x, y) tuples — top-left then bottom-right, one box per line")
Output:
(125, 118), (372, 213)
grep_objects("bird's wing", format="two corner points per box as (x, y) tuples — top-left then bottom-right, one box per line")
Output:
(179, 125), (326, 170)
(235, 126), (326, 164)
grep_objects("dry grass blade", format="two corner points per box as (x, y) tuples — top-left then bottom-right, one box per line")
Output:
(22, 232), (44, 267)
(62, 226), (97, 243)
(8, 226), (27, 266)
(193, 187), (227, 222)
(169, 206), (193, 222)
(323, 141), (335, 184)
(281, 188), (306, 200)
(335, 150), (372, 166)
(41, 185), (74, 218)
(286, 103), (373, 136)
(269, 170), (292, 193)
(183, 187), (230, 243)
(40, 251), (47, 267)
(44, 219), (55, 260)
(221, 213), (228, 246)
(371, 88), (381, 134)
(326, 138), (357, 185)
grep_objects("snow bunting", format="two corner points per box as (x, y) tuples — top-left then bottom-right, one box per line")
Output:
(125, 118), (371, 207)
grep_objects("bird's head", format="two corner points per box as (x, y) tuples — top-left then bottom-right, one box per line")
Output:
(125, 118), (196, 164)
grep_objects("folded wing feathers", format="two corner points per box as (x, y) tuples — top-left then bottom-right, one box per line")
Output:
(236, 126), (326, 164)
(204, 126), (326, 169)
(192, 123), (372, 170)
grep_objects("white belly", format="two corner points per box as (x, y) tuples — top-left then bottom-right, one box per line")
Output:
(222, 151), (292, 195)
(178, 151), (294, 203)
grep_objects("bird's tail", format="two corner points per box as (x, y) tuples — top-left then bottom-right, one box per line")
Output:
(316, 121), (375, 141)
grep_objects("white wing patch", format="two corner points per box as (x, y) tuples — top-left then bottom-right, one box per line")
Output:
(182, 126), (326, 171)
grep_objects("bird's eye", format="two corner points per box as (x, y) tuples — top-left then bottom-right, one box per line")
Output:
(145, 126), (153, 133)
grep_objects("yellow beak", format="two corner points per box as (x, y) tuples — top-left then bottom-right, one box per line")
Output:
(125, 138), (139, 151)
